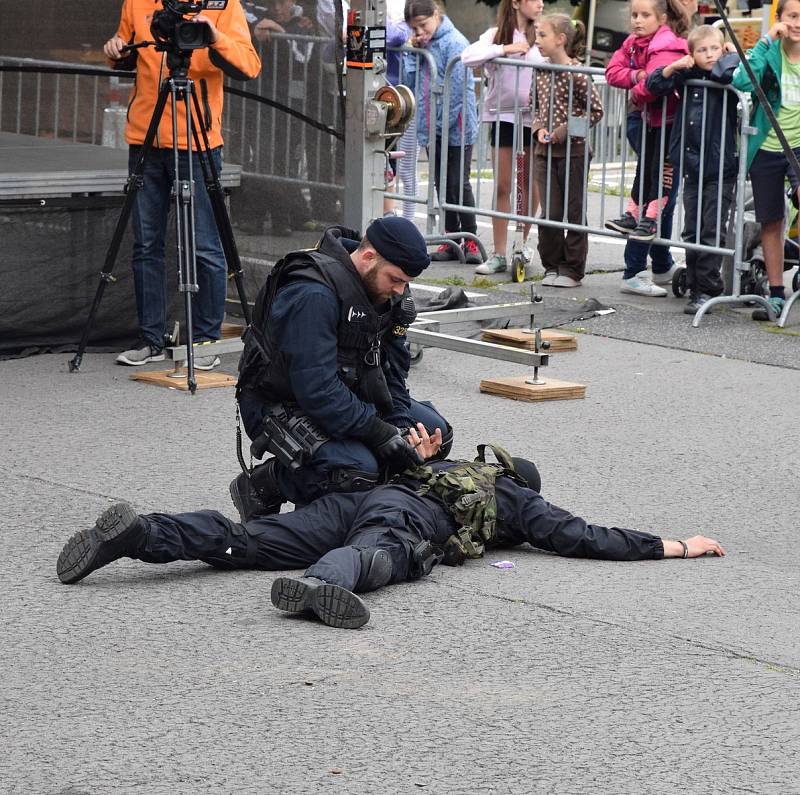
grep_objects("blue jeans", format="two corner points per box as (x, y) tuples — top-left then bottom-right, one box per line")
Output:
(624, 113), (675, 279)
(128, 145), (227, 348)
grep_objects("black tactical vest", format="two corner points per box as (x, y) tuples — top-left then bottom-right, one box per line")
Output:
(237, 228), (415, 412)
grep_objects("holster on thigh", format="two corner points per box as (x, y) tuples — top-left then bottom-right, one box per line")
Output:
(386, 528), (443, 580)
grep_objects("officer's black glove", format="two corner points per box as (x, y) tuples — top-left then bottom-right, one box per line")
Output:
(360, 416), (424, 470)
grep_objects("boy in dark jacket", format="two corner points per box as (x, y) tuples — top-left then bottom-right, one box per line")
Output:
(647, 26), (740, 313)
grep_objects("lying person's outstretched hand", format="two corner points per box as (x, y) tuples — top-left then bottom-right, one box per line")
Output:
(406, 423), (442, 460)
(664, 535), (726, 558)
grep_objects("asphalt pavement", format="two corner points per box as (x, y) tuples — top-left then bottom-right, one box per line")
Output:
(4, 222), (800, 793)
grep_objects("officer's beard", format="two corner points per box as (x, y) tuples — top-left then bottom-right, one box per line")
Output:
(362, 264), (392, 306)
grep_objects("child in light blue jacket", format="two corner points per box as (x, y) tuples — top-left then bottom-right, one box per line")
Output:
(403, 0), (481, 263)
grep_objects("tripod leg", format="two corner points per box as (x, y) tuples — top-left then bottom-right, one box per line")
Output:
(172, 79), (199, 394)
(69, 81), (173, 372)
(190, 91), (252, 327)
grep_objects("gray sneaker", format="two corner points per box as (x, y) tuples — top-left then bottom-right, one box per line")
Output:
(474, 253), (507, 274)
(194, 354), (221, 371)
(116, 341), (165, 366)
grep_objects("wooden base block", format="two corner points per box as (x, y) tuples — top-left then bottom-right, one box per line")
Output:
(221, 322), (246, 339)
(130, 369), (237, 391)
(481, 328), (577, 352)
(480, 375), (586, 402)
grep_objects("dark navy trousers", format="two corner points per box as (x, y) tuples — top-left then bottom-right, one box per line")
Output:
(134, 478), (664, 592)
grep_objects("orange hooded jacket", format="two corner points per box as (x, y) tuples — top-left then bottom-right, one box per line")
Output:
(110, 0), (261, 150)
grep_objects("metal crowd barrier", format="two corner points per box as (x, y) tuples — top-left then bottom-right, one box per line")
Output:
(223, 31), (342, 200)
(390, 44), (441, 236)
(0, 57), (132, 145)
(0, 42), (345, 227)
(432, 54), (785, 325)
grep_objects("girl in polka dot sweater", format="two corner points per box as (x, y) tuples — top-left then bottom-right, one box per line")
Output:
(531, 14), (603, 287)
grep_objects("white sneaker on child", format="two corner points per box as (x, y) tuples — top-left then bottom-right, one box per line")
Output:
(651, 264), (681, 285)
(620, 271), (667, 297)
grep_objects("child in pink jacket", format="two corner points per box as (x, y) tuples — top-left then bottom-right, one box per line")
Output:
(604, 0), (689, 297)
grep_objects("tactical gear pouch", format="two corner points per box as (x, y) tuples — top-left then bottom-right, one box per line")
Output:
(403, 445), (526, 566)
(250, 404), (329, 469)
(355, 360), (393, 415)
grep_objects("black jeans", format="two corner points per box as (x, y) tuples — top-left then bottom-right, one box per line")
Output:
(134, 477), (664, 591)
(430, 138), (477, 236)
(682, 177), (736, 297)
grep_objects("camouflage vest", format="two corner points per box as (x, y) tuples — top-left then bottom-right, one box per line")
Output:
(403, 445), (526, 566)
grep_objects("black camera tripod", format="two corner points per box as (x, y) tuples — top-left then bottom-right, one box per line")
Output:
(69, 45), (252, 393)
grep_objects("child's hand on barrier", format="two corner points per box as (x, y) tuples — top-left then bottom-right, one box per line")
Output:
(536, 128), (552, 144)
(723, 41), (737, 53)
(255, 18), (285, 42)
(672, 54), (695, 72)
(503, 41), (530, 56)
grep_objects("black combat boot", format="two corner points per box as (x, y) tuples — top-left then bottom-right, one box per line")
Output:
(355, 548), (392, 592)
(57, 502), (144, 584)
(229, 457), (284, 523)
(270, 576), (370, 629)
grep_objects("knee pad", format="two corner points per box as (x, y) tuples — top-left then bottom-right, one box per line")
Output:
(511, 456), (541, 493)
(355, 547), (393, 592)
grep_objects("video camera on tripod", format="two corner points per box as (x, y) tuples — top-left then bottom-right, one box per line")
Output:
(149, 0), (229, 53)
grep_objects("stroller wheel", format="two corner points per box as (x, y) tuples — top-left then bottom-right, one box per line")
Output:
(511, 253), (526, 283)
(409, 343), (424, 365)
(671, 266), (687, 297)
(793, 269), (800, 293)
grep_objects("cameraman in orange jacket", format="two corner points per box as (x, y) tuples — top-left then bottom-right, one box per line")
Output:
(104, 0), (260, 368)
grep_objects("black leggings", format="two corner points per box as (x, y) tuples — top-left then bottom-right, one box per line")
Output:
(430, 138), (477, 236)
(630, 124), (674, 213)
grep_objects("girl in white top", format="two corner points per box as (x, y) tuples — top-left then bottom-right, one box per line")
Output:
(461, 0), (545, 274)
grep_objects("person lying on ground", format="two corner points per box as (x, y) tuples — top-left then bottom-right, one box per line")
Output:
(56, 426), (725, 629)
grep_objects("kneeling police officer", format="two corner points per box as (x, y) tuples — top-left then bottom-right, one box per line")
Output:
(232, 216), (452, 521)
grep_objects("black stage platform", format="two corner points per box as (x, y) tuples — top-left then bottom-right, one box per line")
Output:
(0, 132), (242, 358)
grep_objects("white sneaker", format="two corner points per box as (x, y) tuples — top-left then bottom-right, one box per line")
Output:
(541, 271), (558, 286)
(552, 275), (582, 288)
(620, 271), (667, 297)
(651, 264), (680, 285)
